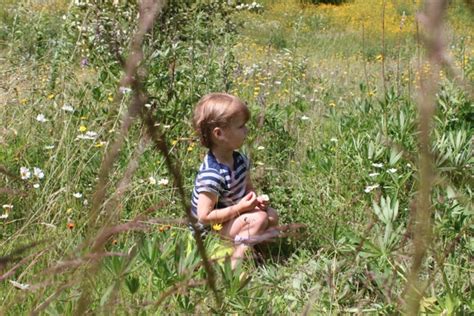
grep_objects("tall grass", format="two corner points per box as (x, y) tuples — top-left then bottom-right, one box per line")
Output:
(0, 0), (472, 314)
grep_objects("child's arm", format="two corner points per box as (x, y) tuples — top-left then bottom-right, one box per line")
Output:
(197, 191), (258, 224)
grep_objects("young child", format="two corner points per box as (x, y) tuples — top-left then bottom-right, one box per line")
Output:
(191, 92), (279, 268)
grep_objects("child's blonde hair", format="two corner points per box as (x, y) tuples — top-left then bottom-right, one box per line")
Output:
(193, 93), (250, 148)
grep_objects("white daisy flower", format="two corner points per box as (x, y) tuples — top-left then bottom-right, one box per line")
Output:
(20, 167), (31, 180)
(369, 172), (380, 177)
(387, 168), (397, 174)
(2, 204), (13, 210)
(73, 192), (82, 198)
(61, 104), (74, 112)
(300, 115), (310, 121)
(9, 280), (30, 290)
(148, 176), (157, 185)
(33, 167), (44, 179)
(76, 131), (98, 140)
(33, 183), (40, 189)
(330, 138), (338, 143)
(257, 146), (265, 150)
(36, 114), (48, 123)
(119, 86), (132, 94)
(364, 184), (380, 193)
(372, 163), (384, 168)
(158, 178), (169, 186)
(44, 145), (55, 150)
(0, 214), (8, 219)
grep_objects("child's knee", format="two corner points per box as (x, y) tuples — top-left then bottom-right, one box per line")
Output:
(243, 210), (268, 229)
(267, 208), (279, 225)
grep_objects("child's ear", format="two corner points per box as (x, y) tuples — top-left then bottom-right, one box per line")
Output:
(212, 127), (223, 139)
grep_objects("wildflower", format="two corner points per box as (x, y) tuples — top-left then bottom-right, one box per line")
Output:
(148, 176), (157, 185)
(79, 125), (87, 132)
(372, 163), (384, 168)
(20, 167), (31, 180)
(257, 146), (265, 150)
(47, 94), (55, 100)
(158, 178), (169, 186)
(171, 140), (178, 146)
(44, 145), (55, 150)
(376, 54), (384, 62)
(144, 103), (151, 109)
(95, 141), (106, 148)
(2, 204), (13, 210)
(187, 146), (193, 152)
(300, 115), (310, 121)
(66, 208), (73, 214)
(0, 213), (8, 220)
(61, 104), (74, 112)
(108, 95), (114, 102)
(80, 58), (89, 67)
(9, 280), (30, 290)
(76, 131), (98, 140)
(212, 223), (223, 231)
(329, 102), (336, 107)
(33, 183), (40, 189)
(67, 222), (75, 230)
(20, 98), (28, 104)
(33, 167), (44, 179)
(73, 192), (82, 198)
(119, 86), (132, 94)
(83, 199), (88, 206)
(36, 114), (48, 123)
(159, 225), (171, 232)
(364, 184), (380, 193)
(387, 168), (397, 174)
(368, 172), (379, 177)
(330, 138), (338, 143)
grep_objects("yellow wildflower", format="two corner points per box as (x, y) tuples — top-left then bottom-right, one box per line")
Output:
(171, 140), (178, 146)
(47, 94), (55, 100)
(212, 223), (223, 231)
(79, 125), (87, 132)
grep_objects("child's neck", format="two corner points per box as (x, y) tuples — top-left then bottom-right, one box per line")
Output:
(211, 147), (234, 169)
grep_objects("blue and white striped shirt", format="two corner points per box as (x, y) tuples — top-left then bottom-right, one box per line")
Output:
(191, 151), (250, 217)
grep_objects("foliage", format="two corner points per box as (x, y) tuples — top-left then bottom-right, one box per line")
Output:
(0, 0), (473, 314)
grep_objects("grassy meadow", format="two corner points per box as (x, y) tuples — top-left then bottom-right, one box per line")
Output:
(0, 0), (473, 314)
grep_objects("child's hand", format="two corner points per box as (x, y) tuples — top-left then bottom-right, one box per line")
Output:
(256, 194), (270, 211)
(237, 191), (258, 213)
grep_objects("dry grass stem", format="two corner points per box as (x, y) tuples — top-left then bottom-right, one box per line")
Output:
(404, 0), (449, 313)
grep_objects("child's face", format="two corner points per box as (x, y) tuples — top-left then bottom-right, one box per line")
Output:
(219, 111), (248, 150)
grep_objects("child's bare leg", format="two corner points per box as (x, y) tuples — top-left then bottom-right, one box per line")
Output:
(266, 207), (279, 228)
(221, 210), (268, 268)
